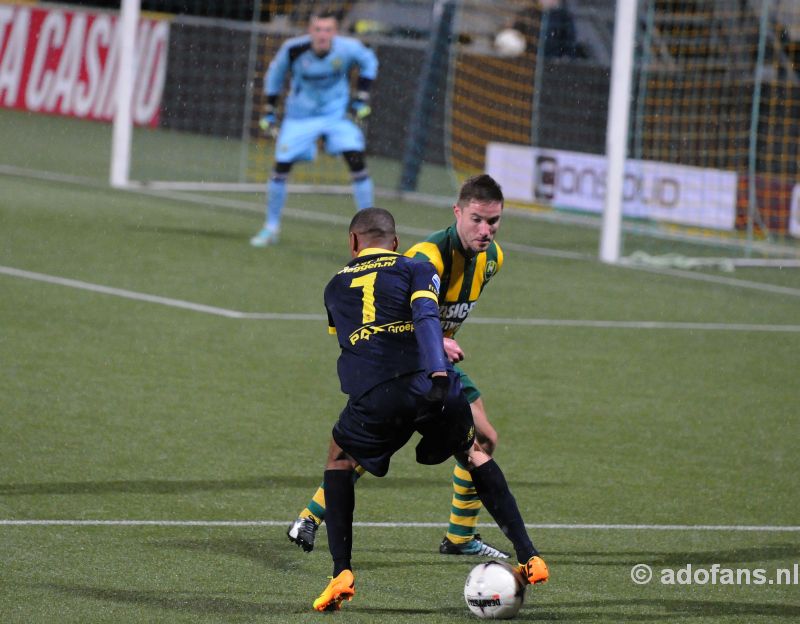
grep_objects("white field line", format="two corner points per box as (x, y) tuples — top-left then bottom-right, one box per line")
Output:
(3, 265), (800, 332)
(1, 519), (799, 532)
(0, 266), (324, 321)
(4, 164), (800, 293)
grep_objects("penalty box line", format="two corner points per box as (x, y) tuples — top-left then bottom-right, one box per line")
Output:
(2, 265), (800, 333)
(1, 520), (799, 532)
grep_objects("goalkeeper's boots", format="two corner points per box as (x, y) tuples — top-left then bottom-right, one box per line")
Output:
(313, 570), (355, 612)
(516, 555), (549, 585)
(249, 226), (279, 247)
(287, 515), (319, 552)
(439, 534), (510, 558)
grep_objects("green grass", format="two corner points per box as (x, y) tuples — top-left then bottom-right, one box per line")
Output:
(1, 110), (800, 622)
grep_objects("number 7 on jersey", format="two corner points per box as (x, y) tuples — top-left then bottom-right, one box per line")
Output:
(350, 272), (377, 323)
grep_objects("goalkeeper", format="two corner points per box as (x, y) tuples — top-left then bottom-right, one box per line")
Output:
(250, 8), (378, 247)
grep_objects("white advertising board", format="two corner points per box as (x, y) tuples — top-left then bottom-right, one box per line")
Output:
(487, 143), (738, 231)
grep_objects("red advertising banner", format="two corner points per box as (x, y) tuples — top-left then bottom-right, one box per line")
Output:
(0, 3), (169, 126)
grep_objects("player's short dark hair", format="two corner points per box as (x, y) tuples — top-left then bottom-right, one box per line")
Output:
(457, 174), (504, 207)
(310, 6), (341, 22)
(349, 207), (396, 243)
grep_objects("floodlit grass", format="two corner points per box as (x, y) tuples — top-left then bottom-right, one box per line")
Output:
(1, 110), (799, 622)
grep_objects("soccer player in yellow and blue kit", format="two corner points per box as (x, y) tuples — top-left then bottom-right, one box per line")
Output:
(251, 8), (378, 247)
(289, 174), (512, 558)
(311, 207), (547, 612)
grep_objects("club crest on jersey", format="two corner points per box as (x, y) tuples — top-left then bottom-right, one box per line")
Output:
(332, 57), (343, 70)
(485, 260), (498, 281)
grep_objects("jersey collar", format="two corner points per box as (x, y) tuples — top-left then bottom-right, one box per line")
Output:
(357, 248), (399, 258)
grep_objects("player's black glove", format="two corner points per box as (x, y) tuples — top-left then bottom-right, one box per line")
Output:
(350, 90), (372, 121)
(415, 374), (450, 425)
(259, 104), (279, 138)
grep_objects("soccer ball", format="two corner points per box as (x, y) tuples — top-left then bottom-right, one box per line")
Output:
(464, 561), (525, 619)
(493, 28), (526, 57)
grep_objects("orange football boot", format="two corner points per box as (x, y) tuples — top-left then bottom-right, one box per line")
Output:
(516, 555), (549, 585)
(313, 570), (355, 612)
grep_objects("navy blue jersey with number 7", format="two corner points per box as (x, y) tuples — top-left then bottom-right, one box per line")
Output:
(324, 248), (448, 399)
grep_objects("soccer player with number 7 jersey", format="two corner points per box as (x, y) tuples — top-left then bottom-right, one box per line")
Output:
(311, 207), (547, 611)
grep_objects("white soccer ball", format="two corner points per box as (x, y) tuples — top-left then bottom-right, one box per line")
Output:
(494, 28), (526, 57)
(464, 561), (525, 619)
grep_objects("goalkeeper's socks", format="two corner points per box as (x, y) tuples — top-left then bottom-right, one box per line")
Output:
(302, 466), (366, 523)
(266, 174), (288, 230)
(323, 469), (355, 575)
(470, 459), (538, 564)
(351, 173), (374, 211)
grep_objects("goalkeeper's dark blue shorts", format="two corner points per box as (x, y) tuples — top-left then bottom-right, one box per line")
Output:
(332, 370), (475, 477)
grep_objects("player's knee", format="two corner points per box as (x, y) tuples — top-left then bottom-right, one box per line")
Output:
(273, 161), (293, 175)
(326, 441), (358, 471)
(327, 457), (358, 471)
(457, 443), (491, 471)
(342, 150), (366, 174)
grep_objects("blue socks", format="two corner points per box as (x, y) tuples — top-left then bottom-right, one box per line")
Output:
(267, 171), (372, 232)
(266, 174), (288, 230)
(352, 174), (374, 211)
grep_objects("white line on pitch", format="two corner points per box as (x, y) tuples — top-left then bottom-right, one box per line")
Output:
(1, 519), (799, 532)
(0, 266), (325, 321)
(3, 265), (800, 332)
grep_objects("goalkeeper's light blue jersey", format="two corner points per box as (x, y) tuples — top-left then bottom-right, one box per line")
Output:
(265, 34), (378, 120)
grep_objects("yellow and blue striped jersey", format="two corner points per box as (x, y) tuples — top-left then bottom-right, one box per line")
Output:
(405, 224), (503, 337)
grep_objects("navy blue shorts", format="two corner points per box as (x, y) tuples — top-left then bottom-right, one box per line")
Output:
(332, 371), (475, 477)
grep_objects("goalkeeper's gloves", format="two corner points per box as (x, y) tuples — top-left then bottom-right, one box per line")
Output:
(259, 105), (279, 138)
(350, 90), (372, 121)
(415, 373), (450, 425)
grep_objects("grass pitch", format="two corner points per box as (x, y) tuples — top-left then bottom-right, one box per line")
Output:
(1, 109), (799, 622)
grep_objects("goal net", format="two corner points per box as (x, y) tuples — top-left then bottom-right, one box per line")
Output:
(115, 0), (463, 198)
(106, 0), (799, 259)
(465, 0), (800, 261)
(622, 0), (800, 261)
(116, 0), (352, 191)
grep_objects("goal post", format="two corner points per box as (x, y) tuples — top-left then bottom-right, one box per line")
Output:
(599, 0), (637, 264)
(109, 0), (139, 188)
